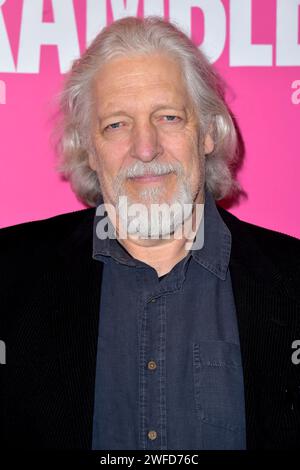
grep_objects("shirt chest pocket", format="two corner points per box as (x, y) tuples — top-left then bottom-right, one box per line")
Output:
(193, 341), (246, 433)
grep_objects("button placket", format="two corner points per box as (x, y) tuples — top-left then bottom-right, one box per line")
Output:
(144, 295), (167, 449)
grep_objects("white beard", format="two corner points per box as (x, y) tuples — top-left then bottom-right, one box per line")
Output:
(114, 163), (195, 239)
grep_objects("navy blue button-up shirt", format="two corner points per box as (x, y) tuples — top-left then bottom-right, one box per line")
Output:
(92, 187), (246, 450)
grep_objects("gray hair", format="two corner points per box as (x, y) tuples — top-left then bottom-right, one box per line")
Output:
(52, 16), (241, 207)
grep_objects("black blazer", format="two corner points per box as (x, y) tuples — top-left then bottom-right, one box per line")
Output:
(0, 205), (299, 449)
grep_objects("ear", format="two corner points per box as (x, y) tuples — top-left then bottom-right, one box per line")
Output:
(204, 131), (214, 155)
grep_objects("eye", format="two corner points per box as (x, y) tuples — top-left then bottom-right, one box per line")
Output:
(162, 115), (181, 123)
(104, 122), (122, 131)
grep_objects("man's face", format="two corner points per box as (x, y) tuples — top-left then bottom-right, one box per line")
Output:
(90, 53), (214, 237)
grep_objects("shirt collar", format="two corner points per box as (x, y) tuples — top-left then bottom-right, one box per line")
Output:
(191, 186), (232, 280)
(92, 185), (231, 280)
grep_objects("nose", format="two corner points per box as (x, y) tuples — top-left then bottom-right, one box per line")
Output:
(129, 121), (163, 162)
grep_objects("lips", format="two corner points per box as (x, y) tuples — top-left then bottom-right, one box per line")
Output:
(129, 171), (173, 182)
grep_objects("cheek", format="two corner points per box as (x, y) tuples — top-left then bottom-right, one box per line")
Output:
(164, 132), (200, 163)
(96, 140), (128, 176)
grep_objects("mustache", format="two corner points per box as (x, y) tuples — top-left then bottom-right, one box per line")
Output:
(112, 161), (185, 198)
(126, 161), (179, 178)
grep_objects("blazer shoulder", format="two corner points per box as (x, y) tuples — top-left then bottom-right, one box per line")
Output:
(217, 205), (300, 274)
(0, 207), (95, 267)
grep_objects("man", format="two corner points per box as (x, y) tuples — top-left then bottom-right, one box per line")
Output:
(0, 16), (299, 450)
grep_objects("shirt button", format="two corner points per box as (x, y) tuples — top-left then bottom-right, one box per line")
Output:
(148, 430), (157, 441)
(150, 298), (156, 303)
(147, 360), (157, 370)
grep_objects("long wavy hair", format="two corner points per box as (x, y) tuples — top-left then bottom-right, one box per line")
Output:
(52, 16), (241, 207)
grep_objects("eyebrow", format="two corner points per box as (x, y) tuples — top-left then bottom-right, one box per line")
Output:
(98, 105), (186, 122)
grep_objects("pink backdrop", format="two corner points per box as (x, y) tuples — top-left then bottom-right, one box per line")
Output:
(0, 0), (299, 238)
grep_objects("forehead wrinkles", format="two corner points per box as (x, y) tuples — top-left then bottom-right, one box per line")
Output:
(96, 71), (184, 98)
(95, 77), (190, 119)
(94, 55), (187, 96)
(92, 56), (197, 122)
